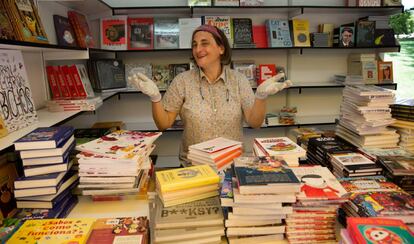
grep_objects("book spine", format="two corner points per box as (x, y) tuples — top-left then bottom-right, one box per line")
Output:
(56, 66), (72, 98)
(69, 65), (87, 98)
(46, 66), (62, 99)
(61, 65), (80, 98)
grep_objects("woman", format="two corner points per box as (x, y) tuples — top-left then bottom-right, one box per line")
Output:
(129, 25), (292, 159)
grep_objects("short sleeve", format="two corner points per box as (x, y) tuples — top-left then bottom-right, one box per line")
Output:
(237, 72), (255, 111)
(162, 75), (185, 113)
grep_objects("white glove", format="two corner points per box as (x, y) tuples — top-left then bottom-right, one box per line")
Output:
(128, 72), (161, 102)
(255, 73), (293, 100)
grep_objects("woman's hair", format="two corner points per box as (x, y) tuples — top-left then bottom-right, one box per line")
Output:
(190, 25), (232, 65)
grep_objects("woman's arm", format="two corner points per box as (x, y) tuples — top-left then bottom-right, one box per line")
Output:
(244, 99), (266, 129)
(152, 101), (178, 131)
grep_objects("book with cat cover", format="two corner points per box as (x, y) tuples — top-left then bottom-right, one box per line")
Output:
(128, 17), (153, 50)
(100, 16), (127, 50)
(68, 10), (94, 48)
(5, 0), (48, 43)
(53, 15), (77, 47)
(0, 49), (38, 133)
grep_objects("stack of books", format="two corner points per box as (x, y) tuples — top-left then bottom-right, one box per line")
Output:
(339, 176), (414, 226)
(310, 32), (329, 47)
(13, 127), (78, 218)
(222, 156), (300, 243)
(150, 196), (224, 243)
(390, 101), (414, 153)
(342, 217), (414, 244)
(330, 152), (382, 178)
(336, 85), (399, 148)
(253, 137), (306, 166)
(46, 96), (103, 112)
(187, 137), (242, 172)
(156, 164), (220, 207)
(75, 130), (161, 196)
(377, 155), (414, 194)
(287, 166), (347, 244)
(288, 127), (323, 151)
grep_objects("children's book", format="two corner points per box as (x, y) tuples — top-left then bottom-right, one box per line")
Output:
(8, 218), (95, 243)
(254, 137), (306, 157)
(14, 126), (74, 150)
(87, 217), (149, 244)
(53, 15), (77, 47)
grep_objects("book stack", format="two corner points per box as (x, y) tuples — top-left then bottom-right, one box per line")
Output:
(288, 127), (324, 151)
(155, 165), (220, 207)
(287, 166), (348, 244)
(339, 176), (414, 225)
(341, 217), (414, 244)
(347, 53), (378, 84)
(377, 155), (414, 194)
(187, 137), (242, 172)
(221, 156), (300, 243)
(46, 97), (103, 112)
(13, 127), (78, 218)
(150, 196), (224, 244)
(253, 137), (306, 166)
(336, 85), (399, 148)
(310, 32), (329, 47)
(330, 152), (382, 178)
(75, 130), (161, 196)
(390, 101), (414, 153)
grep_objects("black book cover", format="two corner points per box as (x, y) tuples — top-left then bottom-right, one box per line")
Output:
(94, 59), (126, 90)
(374, 29), (396, 46)
(232, 18), (254, 45)
(356, 20), (375, 47)
(53, 15), (77, 47)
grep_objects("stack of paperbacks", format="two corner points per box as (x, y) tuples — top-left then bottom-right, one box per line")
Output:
(376, 155), (414, 194)
(253, 137), (306, 166)
(330, 152), (382, 178)
(336, 85), (399, 148)
(149, 196), (224, 244)
(13, 126), (78, 219)
(286, 166), (347, 244)
(187, 137), (242, 172)
(390, 101), (414, 153)
(339, 176), (414, 228)
(75, 130), (161, 196)
(155, 164), (220, 207)
(341, 217), (414, 244)
(221, 156), (300, 243)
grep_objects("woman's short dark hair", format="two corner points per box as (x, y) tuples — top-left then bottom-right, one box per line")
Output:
(190, 26), (232, 65)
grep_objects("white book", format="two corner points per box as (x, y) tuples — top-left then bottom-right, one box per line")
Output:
(24, 160), (72, 177)
(226, 225), (285, 237)
(76, 64), (95, 98)
(179, 18), (202, 49)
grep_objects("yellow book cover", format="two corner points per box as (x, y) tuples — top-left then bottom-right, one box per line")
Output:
(156, 165), (219, 193)
(291, 19), (310, 47)
(0, 115), (8, 138)
(161, 190), (219, 207)
(8, 218), (96, 244)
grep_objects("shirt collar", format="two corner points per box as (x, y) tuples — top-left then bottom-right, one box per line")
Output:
(199, 65), (229, 85)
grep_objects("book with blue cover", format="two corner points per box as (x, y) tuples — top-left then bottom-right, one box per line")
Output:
(14, 171), (66, 189)
(15, 196), (78, 220)
(265, 19), (292, 48)
(19, 136), (75, 159)
(14, 126), (74, 150)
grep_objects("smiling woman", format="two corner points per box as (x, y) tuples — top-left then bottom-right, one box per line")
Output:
(127, 24), (292, 161)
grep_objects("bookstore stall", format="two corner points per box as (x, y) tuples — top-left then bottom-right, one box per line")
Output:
(0, 0), (414, 243)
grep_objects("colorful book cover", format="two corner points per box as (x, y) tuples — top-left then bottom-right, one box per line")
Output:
(234, 156), (300, 186)
(127, 17), (153, 50)
(347, 217), (414, 244)
(203, 16), (233, 45)
(156, 165), (219, 193)
(152, 64), (171, 90)
(356, 20), (375, 47)
(290, 19), (310, 47)
(339, 176), (403, 193)
(0, 218), (22, 243)
(254, 137), (306, 157)
(0, 1), (17, 40)
(0, 163), (18, 221)
(257, 64), (276, 85)
(8, 218), (95, 243)
(75, 64), (95, 98)
(291, 166), (347, 200)
(100, 16), (127, 50)
(87, 217), (149, 244)
(265, 19), (292, 48)
(68, 10), (95, 48)
(0, 50), (38, 133)
(76, 130), (161, 160)
(14, 126), (74, 149)
(232, 18), (254, 45)
(378, 61), (393, 84)
(252, 25), (268, 48)
(53, 15), (77, 47)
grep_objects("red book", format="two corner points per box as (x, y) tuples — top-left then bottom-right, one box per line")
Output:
(60, 65), (79, 98)
(55, 66), (71, 99)
(68, 65), (87, 98)
(127, 17), (154, 50)
(45, 66), (62, 99)
(253, 25), (268, 48)
(257, 64), (276, 85)
(67, 11), (95, 48)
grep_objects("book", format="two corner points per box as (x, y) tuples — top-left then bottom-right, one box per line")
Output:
(127, 17), (154, 50)
(0, 163), (18, 220)
(203, 16), (233, 46)
(87, 217), (149, 244)
(0, 49), (38, 133)
(19, 135), (75, 159)
(68, 10), (94, 48)
(46, 66), (62, 100)
(318, 23), (334, 47)
(5, 0), (48, 43)
(152, 64), (171, 90)
(382, 0), (402, 6)
(240, 0), (264, 6)
(101, 16), (127, 50)
(232, 60), (256, 88)
(214, 0), (239, 6)
(0, 1), (17, 40)
(154, 18), (179, 49)
(252, 25), (268, 48)
(55, 66), (72, 99)
(188, 0), (212, 6)
(53, 15), (77, 47)
(232, 18), (254, 47)
(257, 64), (276, 85)
(358, 0), (381, 6)
(188, 137), (242, 154)
(378, 61), (393, 84)
(290, 19), (310, 47)
(169, 63), (190, 80)
(16, 195), (78, 219)
(266, 19), (292, 48)
(14, 171), (66, 189)
(179, 18), (202, 49)
(356, 20), (375, 47)
(0, 218), (22, 243)
(94, 59), (127, 91)
(254, 137), (306, 158)
(8, 218), (95, 243)
(156, 165), (219, 193)
(125, 63), (152, 90)
(347, 217), (414, 244)
(14, 126), (74, 150)
(68, 64), (88, 98)
(61, 65), (80, 98)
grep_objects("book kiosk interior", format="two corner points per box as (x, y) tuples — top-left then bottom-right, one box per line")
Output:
(0, 0), (414, 243)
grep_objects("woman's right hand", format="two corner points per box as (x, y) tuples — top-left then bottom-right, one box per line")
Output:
(128, 72), (161, 102)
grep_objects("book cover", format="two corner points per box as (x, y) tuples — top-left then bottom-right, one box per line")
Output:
(94, 59), (127, 91)
(5, 0), (48, 43)
(214, 0), (239, 6)
(240, 0), (264, 6)
(14, 126), (74, 150)
(257, 64), (276, 85)
(75, 64), (95, 98)
(339, 26), (355, 47)
(152, 64), (171, 90)
(101, 16), (127, 50)
(68, 64), (87, 98)
(127, 17), (153, 50)
(188, 0), (212, 6)
(358, 0), (381, 6)
(46, 66), (62, 100)
(53, 15), (77, 47)
(87, 217), (149, 244)
(252, 25), (268, 48)
(348, 217), (414, 244)
(378, 61), (393, 84)
(339, 176), (403, 193)
(169, 63), (190, 80)
(68, 10), (94, 48)
(356, 20), (375, 47)
(189, 137), (242, 154)
(382, 0), (402, 6)
(8, 218), (95, 243)
(154, 18), (179, 49)
(290, 19), (310, 47)
(179, 18), (202, 49)
(55, 66), (72, 98)
(0, 49), (38, 133)
(0, 1), (17, 40)
(318, 23), (334, 47)
(0, 163), (18, 220)
(234, 156), (300, 186)
(232, 61), (256, 88)
(156, 165), (219, 192)
(254, 137), (306, 157)
(204, 16), (233, 46)
(0, 218), (22, 243)
(14, 171), (66, 189)
(232, 18), (254, 45)
(265, 19), (292, 48)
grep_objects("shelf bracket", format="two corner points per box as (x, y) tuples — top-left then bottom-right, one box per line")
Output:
(299, 88), (302, 94)
(118, 94), (121, 100)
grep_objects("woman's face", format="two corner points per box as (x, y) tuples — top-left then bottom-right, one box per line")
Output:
(192, 31), (224, 70)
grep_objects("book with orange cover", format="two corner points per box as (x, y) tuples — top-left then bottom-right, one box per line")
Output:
(68, 10), (94, 48)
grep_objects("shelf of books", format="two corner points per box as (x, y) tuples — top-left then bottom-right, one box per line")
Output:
(291, 82), (397, 90)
